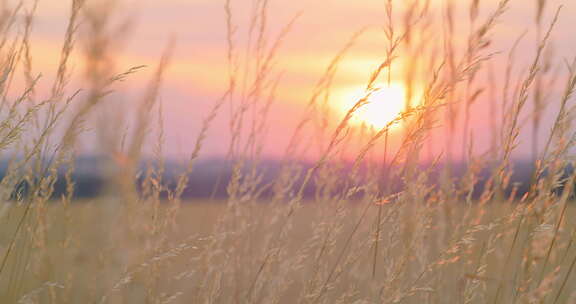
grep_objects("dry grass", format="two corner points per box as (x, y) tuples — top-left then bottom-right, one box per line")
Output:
(0, 0), (575, 303)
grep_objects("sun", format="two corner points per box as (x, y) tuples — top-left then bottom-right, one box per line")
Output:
(337, 83), (407, 129)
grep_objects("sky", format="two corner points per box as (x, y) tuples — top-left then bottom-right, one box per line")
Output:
(22, 0), (576, 162)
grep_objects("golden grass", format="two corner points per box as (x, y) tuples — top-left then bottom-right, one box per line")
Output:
(1, 200), (576, 303)
(0, 0), (575, 303)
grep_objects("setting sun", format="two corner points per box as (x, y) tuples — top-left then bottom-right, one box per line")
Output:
(339, 83), (407, 129)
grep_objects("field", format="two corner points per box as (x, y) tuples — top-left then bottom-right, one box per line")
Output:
(1, 200), (576, 303)
(1, 0), (576, 303)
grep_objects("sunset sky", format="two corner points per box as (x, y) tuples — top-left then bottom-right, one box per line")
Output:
(24, 0), (576, 162)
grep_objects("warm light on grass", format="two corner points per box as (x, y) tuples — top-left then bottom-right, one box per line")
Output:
(3, 1), (576, 303)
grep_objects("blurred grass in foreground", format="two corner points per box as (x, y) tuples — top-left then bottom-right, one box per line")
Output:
(2, 200), (576, 303)
(1, 0), (576, 303)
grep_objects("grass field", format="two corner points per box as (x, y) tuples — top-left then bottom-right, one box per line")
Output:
(1, 0), (576, 303)
(2, 200), (576, 303)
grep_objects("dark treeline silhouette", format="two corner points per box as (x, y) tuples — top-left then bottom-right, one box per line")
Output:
(5, 157), (571, 202)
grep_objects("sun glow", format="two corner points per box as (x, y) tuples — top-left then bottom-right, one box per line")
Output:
(338, 83), (407, 129)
